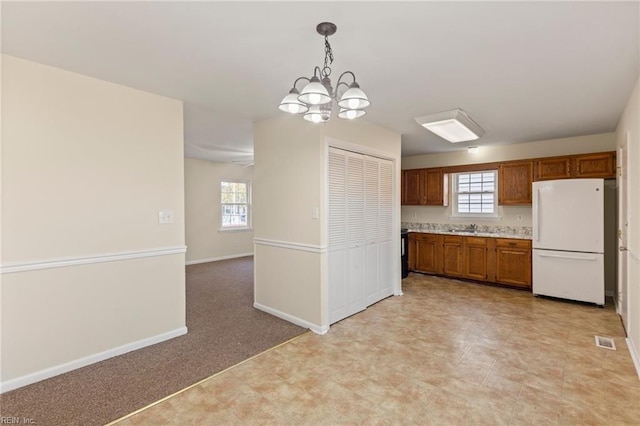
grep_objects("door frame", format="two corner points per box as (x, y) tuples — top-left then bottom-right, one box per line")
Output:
(617, 133), (630, 329)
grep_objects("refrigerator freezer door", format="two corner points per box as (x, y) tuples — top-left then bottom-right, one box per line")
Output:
(533, 179), (604, 253)
(533, 249), (604, 305)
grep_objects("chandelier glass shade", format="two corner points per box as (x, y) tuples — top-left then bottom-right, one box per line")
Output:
(279, 22), (370, 123)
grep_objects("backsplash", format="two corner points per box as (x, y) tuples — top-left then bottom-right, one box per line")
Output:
(402, 222), (532, 238)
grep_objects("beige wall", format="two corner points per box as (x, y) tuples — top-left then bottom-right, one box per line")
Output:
(184, 158), (254, 263)
(616, 74), (640, 373)
(402, 132), (616, 170)
(401, 133), (617, 228)
(253, 115), (401, 331)
(0, 56), (186, 390)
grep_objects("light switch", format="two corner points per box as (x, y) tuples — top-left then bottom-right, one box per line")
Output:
(312, 207), (320, 219)
(159, 210), (174, 224)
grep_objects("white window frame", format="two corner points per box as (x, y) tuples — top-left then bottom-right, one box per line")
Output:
(219, 179), (252, 231)
(451, 170), (499, 218)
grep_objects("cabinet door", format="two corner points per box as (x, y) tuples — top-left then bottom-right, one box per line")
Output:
(574, 152), (616, 178)
(442, 236), (464, 277)
(499, 161), (533, 205)
(495, 239), (532, 288)
(463, 237), (492, 281)
(402, 169), (422, 205)
(534, 157), (572, 181)
(414, 234), (442, 274)
(408, 234), (417, 271)
(424, 169), (447, 206)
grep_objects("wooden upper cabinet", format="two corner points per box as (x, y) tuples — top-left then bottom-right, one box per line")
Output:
(498, 161), (533, 205)
(534, 152), (616, 181)
(574, 152), (616, 178)
(424, 169), (448, 206)
(535, 157), (572, 181)
(401, 168), (448, 206)
(402, 169), (422, 205)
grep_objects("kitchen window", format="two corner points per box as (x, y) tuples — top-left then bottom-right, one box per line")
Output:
(452, 170), (498, 217)
(220, 180), (251, 230)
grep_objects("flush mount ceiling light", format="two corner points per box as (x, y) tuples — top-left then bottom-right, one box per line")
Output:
(415, 108), (485, 143)
(278, 22), (370, 124)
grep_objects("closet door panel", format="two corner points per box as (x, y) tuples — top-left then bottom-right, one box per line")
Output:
(328, 149), (348, 324)
(346, 153), (366, 316)
(365, 158), (380, 304)
(378, 159), (394, 298)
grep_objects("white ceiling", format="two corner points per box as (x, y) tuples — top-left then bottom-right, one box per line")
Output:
(2, 1), (639, 162)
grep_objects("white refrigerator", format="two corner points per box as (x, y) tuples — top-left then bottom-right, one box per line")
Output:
(532, 179), (604, 306)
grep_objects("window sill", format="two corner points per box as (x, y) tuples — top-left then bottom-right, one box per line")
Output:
(218, 227), (254, 233)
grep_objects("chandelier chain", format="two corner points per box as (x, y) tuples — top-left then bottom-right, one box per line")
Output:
(322, 35), (334, 78)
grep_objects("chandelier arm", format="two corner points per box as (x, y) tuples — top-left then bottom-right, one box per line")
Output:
(292, 76), (310, 90)
(334, 81), (351, 99)
(312, 66), (324, 79)
(336, 71), (356, 87)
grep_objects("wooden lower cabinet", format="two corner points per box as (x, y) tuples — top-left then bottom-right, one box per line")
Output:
(463, 237), (496, 282)
(495, 238), (532, 288)
(442, 236), (464, 277)
(409, 233), (443, 274)
(408, 233), (531, 289)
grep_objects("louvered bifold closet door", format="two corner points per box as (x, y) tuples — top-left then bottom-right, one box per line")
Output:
(328, 148), (394, 325)
(328, 149), (348, 324)
(378, 159), (394, 297)
(345, 152), (367, 318)
(365, 157), (381, 305)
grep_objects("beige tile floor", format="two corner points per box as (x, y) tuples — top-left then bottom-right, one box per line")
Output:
(112, 274), (640, 425)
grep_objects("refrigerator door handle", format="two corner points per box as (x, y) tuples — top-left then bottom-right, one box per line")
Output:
(537, 252), (599, 261)
(533, 188), (540, 242)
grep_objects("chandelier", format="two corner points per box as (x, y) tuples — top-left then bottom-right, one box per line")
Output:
(278, 22), (371, 123)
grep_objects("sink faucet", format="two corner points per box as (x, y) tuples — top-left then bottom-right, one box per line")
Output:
(468, 224), (477, 232)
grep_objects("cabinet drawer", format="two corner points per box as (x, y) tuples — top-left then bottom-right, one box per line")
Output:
(465, 236), (488, 246)
(411, 232), (439, 242)
(495, 238), (531, 249)
(443, 235), (464, 244)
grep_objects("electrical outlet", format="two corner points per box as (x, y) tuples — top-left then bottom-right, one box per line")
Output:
(516, 214), (523, 221)
(159, 210), (174, 224)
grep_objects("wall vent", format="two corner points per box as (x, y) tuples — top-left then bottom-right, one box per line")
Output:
(595, 336), (616, 350)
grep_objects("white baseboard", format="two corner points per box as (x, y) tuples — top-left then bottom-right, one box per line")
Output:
(0, 326), (188, 393)
(626, 337), (640, 379)
(253, 302), (328, 335)
(185, 253), (253, 266)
